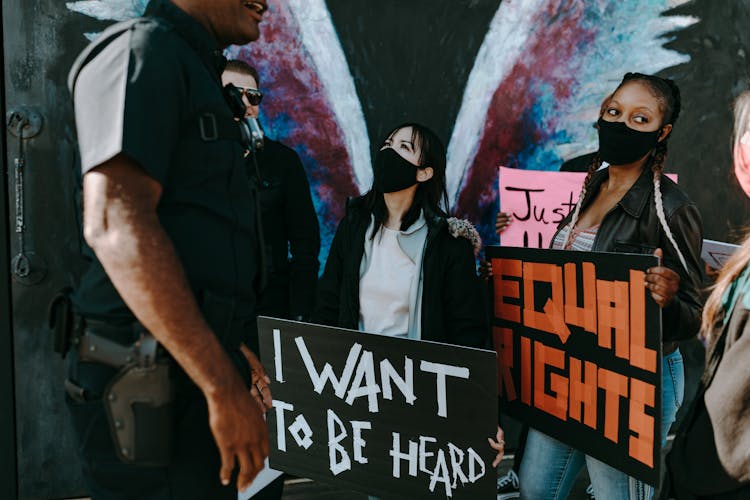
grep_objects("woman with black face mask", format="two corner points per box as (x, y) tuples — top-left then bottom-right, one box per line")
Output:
(518, 74), (704, 500)
(314, 122), (505, 474)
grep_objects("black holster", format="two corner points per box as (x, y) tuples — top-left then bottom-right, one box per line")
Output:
(69, 319), (174, 467)
(104, 359), (173, 466)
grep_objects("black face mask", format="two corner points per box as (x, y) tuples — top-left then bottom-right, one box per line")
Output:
(373, 147), (419, 193)
(597, 118), (662, 165)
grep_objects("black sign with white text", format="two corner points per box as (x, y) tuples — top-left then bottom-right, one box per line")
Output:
(258, 318), (498, 499)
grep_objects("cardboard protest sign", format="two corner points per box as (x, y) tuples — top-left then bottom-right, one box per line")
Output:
(498, 167), (583, 248)
(498, 167), (677, 248)
(258, 318), (498, 499)
(701, 239), (740, 269)
(486, 247), (662, 486)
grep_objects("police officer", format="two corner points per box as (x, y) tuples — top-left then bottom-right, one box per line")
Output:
(222, 60), (321, 322)
(67, 0), (272, 498)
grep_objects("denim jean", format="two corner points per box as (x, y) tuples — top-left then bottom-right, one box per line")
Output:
(519, 349), (684, 500)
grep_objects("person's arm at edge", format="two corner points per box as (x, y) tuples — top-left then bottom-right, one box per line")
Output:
(704, 302), (750, 486)
(667, 304), (750, 497)
(82, 154), (268, 490)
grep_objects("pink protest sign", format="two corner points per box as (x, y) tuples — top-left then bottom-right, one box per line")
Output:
(498, 167), (677, 248)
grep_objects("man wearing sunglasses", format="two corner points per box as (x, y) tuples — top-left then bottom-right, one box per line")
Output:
(222, 60), (320, 329)
(66, 1), (272, 499)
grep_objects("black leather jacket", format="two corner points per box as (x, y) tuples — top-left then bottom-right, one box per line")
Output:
(554, 167), (704, 342)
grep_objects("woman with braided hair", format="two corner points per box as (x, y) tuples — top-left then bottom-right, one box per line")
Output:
(518, 73), (704, 500)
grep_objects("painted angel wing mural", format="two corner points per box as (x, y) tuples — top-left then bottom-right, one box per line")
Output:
(225, 0), (370, 256)
(67, 0), (149, 20)
(67, 0), (697, 262)
(66, 0), (368, 266)
(67, 0), (150, 38)
(447, 0), (697, 246)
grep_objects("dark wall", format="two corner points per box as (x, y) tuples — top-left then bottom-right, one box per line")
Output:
(2, 0), (99, 497)
(666, 0), (750, 242)
(326, 0), (501, 152)
(0, 1), (18, 497)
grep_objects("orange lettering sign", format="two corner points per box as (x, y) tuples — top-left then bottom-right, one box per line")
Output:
(629, 270), (657, 373)
(596, 279), (630, 360)
(598, 368), (629, 444)
(533, 341), (568, 421)
(564, 262), (597, 334)
(494, 258), (522, 323)
(523, 262), (571, 343)
(494, 327), (517, 400)
(628, 379), (656, 467)
(569, 356), (598, 430)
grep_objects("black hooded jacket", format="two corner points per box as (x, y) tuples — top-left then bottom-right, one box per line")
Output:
(314, 197), (488, 349)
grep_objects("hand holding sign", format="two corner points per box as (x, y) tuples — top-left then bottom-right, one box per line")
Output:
(645, 248), (681, 308)
(479, 212), (515, 281)
(488, 426), (505, 468)
(241, 343), (273, 413)
(495, 212), (512, 234)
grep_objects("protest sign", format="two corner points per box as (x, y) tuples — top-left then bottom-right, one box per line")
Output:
(257, 318), (498, 499)
(701, 238), (740, 269)
(486, 246), (662, 486)
(498, 167), (677, 248)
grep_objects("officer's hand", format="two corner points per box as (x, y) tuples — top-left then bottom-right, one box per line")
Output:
(645, 248), (681, 308)
(241, 343), (273, 412)
(206, 375), (270, 491)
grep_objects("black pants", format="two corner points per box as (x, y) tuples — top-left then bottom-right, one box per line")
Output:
(66, 366), (234, 500)
(66, 309), (282, 500)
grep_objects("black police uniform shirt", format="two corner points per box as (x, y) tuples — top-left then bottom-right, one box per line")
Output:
(69, 0), (259, 321)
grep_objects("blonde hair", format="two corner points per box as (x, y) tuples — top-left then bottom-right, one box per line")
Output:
(700, 90), (750, 342)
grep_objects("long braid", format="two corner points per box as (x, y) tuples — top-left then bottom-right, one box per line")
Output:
(562, 153), (602, 249)
(614, 73), (690, 272)
(651, 143), (689, 273)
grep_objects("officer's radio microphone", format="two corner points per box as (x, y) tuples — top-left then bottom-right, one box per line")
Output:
(223, 83), (264, 153)
(242, 116), (264, 153)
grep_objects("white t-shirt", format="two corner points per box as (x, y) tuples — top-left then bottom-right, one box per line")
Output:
(358, 226), (416, 337)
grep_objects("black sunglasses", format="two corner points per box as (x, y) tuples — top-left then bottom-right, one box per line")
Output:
(235, 86), (263, 106)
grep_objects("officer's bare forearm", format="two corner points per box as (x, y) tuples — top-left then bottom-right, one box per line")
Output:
(83, 155), (242, 398)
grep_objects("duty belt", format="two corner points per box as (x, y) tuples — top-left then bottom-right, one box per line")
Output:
(68, 316), (174, 466)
